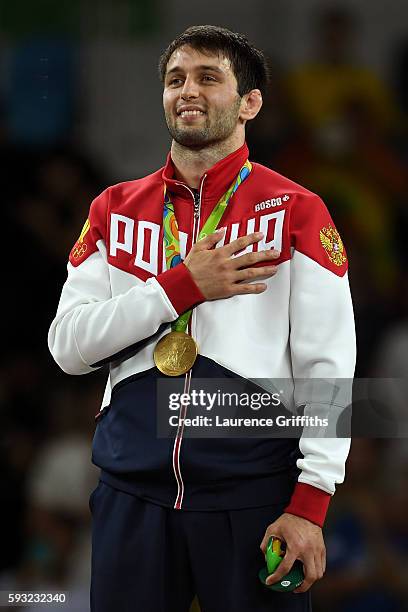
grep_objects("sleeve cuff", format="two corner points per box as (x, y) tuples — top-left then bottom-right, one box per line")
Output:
(156, 263), (205, 315)
(284, 482), (332, 527)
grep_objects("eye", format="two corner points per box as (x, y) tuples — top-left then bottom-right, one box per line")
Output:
(202, 75), (216, 82)
(168, 78), (183, 86)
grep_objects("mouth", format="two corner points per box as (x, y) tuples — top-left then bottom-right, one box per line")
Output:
(177, 109), (206, 119)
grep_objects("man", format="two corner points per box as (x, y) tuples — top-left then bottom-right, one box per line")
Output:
(48, 25), (356, 612)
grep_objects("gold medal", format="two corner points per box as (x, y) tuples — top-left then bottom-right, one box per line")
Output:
(154, 331), (198, 376)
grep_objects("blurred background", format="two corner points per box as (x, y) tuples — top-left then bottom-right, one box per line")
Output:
(1, 0), (408, 610)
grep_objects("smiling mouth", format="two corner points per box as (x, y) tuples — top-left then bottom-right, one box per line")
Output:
(178, 110), (205, 118)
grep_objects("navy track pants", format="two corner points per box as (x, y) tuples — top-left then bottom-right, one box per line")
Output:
(90, 480), (312, 612)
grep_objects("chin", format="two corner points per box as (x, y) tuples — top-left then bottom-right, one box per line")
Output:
(172, 129), (211, 148)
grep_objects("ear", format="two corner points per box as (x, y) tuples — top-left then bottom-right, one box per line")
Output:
(239, 89), (263, 122)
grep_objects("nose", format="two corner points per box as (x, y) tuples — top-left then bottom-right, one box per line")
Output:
(180, 76), (199, 100)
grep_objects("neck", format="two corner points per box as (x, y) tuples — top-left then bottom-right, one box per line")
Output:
(170, 134), (245, 188)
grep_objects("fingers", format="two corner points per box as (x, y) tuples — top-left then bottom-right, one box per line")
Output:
(230, 262), (278, 293)
(231, 283), (268, 295)
(186, 230), (280, 300)
(233, 248), (280, 269)
(266, 549), (322, 592)
(193, 230), (281, 263)
(265, 549), (297, 586)
(260, 532), (273, 555)
(222, 231), (278, 257)
(234, 266), (277, 283)
(260, 515), (325, 594)
(293, 552), (323, 593)
(195, 228), (226, 250)
(260, 522), (282, 554)
(321, 547), (326, 575)
(193, 231), (280, 270)
(292, 547), (326, 593)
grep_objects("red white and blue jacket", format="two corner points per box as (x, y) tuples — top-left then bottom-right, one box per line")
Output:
(48, 142), (356, 527)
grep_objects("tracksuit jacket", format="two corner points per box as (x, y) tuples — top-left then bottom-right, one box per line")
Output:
(48, 142), (356, 527)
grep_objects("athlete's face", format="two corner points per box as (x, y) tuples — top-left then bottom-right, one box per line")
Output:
(163, 45), (243, 148)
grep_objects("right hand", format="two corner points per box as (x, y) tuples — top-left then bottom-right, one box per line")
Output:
(184, 230), (280, 300)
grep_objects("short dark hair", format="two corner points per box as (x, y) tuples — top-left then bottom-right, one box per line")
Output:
(158, 25), (269, 98)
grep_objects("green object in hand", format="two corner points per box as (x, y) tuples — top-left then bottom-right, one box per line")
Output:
(258, 536), (304, 593)
(266, 536), (283, 574)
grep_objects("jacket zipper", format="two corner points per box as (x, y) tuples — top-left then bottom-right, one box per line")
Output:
(193, 190), (200, 219)
(172, 177), (206, 510)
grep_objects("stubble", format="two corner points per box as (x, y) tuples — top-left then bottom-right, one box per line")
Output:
(165, 96), (242, 149)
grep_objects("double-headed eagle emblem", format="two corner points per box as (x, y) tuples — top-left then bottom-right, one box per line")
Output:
(319, 224), (347, 267)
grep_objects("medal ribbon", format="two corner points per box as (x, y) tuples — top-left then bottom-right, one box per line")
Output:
(163, 159), (252, 332)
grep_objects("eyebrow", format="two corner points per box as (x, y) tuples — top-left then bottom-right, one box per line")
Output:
(165, 64), (224, 77)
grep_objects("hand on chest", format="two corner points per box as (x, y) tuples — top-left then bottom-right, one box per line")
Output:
(107, 206), (288, 280)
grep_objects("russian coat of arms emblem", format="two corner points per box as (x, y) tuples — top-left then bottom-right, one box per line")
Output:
(319, 224), (347, 267)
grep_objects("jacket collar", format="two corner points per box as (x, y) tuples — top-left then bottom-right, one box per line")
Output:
(161, 142), (250, 202)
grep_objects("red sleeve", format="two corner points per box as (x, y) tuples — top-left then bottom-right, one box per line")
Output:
(290, 194), (348, 277)
(284, 483), (331, 528)
(156, 263), (206, 315)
